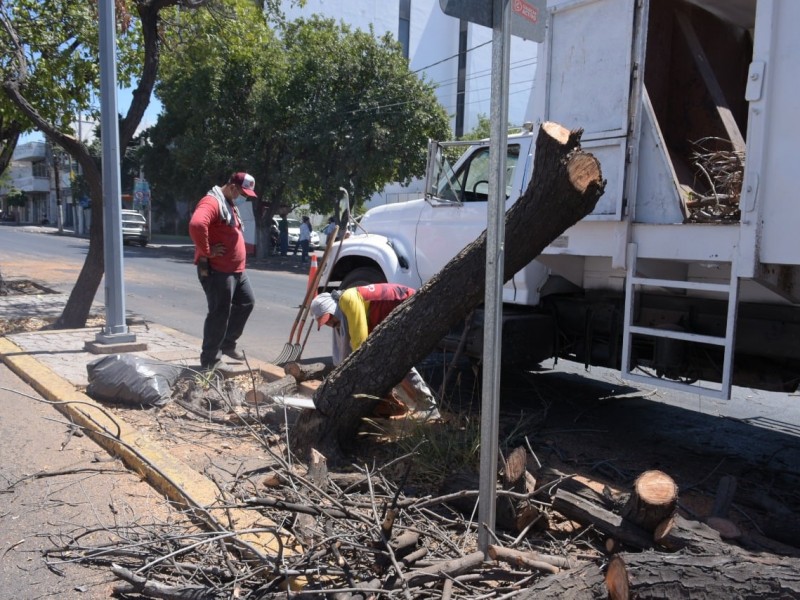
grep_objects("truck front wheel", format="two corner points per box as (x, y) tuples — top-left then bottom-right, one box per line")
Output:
(340, 266), (386, 290)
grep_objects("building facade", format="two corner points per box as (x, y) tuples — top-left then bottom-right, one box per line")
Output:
(0, 141), (75, 227)
(282, 0), (538, 136)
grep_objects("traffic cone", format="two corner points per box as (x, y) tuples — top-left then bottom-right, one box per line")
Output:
(305, 254), (319, 297)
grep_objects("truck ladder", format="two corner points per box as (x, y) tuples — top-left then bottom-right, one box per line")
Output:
(620, 243), (740, 399)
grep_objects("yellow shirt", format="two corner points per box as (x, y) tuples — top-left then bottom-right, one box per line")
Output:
(338, 287), (370, 351)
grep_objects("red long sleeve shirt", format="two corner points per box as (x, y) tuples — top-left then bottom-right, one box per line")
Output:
(189, 193), (247, 273)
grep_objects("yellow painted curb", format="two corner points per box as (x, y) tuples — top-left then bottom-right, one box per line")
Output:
(0, 336), (297, 562)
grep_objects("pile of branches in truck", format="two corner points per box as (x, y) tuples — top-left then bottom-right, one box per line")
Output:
(684, 137), (744, 223)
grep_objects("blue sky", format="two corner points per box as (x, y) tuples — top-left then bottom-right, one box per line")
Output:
(20, 86), (163, 144)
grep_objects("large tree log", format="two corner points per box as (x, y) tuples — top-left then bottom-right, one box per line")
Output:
(291, 122), (605, 460)
(517, 549), (800, 599)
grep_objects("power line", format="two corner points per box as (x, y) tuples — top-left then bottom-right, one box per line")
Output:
(411, 39), (492, 74)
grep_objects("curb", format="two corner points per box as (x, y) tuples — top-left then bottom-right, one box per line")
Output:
(0, 336), (298, 561)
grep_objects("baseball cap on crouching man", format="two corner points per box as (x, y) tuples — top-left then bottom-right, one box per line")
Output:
(310, 293), (338, 329)
(229, 172), (257, 197)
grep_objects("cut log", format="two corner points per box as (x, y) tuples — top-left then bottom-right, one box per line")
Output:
(497, 447), (541, 532)
(552, 489), (655, 550)
(244, 374), (297, 405)
(518, 548), (800, 599)
(621, 470), (678, 532)
(284, 361), (330, 382)
(654, 513), (725, 552)
(605, 555), (630, 600)
(502, 446), (528, 486)
(291, 121), (605, 461)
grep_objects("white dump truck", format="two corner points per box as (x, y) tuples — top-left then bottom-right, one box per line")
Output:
(319, 0), (800, 399)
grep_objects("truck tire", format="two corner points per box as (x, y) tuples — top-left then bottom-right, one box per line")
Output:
(340, 266), (386, 290)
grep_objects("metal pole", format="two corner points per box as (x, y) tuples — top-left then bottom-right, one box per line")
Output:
(96, 0), (134, 343)
(478, 0), (511, 557)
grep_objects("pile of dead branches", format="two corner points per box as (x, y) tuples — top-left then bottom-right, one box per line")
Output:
(41, 363), (800, 598)
(43, 424), (800, 599)
(685, 137), (744, 223)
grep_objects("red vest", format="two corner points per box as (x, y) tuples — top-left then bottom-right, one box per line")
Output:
(357, 284), (415, 331)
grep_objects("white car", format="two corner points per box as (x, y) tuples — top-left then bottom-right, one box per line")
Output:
(274, 217), (320, 250)
(121, 209), (149, 246)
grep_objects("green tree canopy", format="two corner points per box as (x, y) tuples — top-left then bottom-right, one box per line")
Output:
(273, 16), (450, 215)
(0, 0), (288, 327)
(144, 12), (450, 255)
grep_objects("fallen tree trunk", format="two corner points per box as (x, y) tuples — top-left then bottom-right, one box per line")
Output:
(291, 122), (605, 460)
(517, 549), (800, 599)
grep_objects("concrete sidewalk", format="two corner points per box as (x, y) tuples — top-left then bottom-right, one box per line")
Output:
(0, 288), (309, 560)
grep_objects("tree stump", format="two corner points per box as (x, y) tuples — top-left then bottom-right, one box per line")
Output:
(291, 121), (605, 460)
(622, 470), (678, 533)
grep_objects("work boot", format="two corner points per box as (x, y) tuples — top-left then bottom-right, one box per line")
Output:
(221, 347), (245, 361)
(200, 359), (222, 372)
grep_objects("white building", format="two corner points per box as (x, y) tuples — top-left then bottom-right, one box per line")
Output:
(283, 0), (538, 135)
(0, 141), (73, 227)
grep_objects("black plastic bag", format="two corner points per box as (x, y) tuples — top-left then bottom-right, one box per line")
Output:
(86, 354), (185, 407)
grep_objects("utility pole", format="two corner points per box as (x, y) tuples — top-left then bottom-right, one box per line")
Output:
(52, 146), (64, 234)
(95, 0), (135, 345)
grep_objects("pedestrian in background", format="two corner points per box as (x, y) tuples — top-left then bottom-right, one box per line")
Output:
(310, 283), (440, 419)
(278, 216), (289, 256)
(323, 216), (336, 238)
(189, 172), (257, 370)
(295, 215), (312, 264)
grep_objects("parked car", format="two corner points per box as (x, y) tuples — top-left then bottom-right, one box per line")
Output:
(273, 217), (320, 250)
(121, 209), (149, 246)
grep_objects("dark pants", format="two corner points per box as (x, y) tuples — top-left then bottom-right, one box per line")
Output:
(198, 268), (255, 366)
(298, 239), (310, 262)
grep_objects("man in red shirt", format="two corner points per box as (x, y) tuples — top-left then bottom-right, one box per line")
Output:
(189, 172), (257, 370)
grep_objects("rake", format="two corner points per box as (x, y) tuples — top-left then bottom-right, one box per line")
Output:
(294, 225), (348, 362)
(273, 227), (338, 365)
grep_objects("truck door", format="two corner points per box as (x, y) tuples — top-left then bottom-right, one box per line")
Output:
(414, 140), (527, 284)
(537, 0), (645, 220)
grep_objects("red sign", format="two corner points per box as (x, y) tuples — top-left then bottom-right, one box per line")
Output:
(513, 0), (539, 24)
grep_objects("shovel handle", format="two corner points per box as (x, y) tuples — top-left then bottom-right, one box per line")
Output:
(293, 227), (339, 344)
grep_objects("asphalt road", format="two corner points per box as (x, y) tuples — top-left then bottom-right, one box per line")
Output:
(0, 226), (332, 363)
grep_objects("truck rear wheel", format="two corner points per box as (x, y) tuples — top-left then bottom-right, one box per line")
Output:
(340, 266), (386, 290)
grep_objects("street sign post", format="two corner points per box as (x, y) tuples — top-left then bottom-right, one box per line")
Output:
(438, 0), (548, 558)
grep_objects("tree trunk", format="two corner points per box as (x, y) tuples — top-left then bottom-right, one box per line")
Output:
(291, 122), (605, 461)
(518, 549), (800, 599)
(54, 156), (105, 329)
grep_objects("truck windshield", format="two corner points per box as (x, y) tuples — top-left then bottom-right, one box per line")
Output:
(429, 144), (520, 203)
